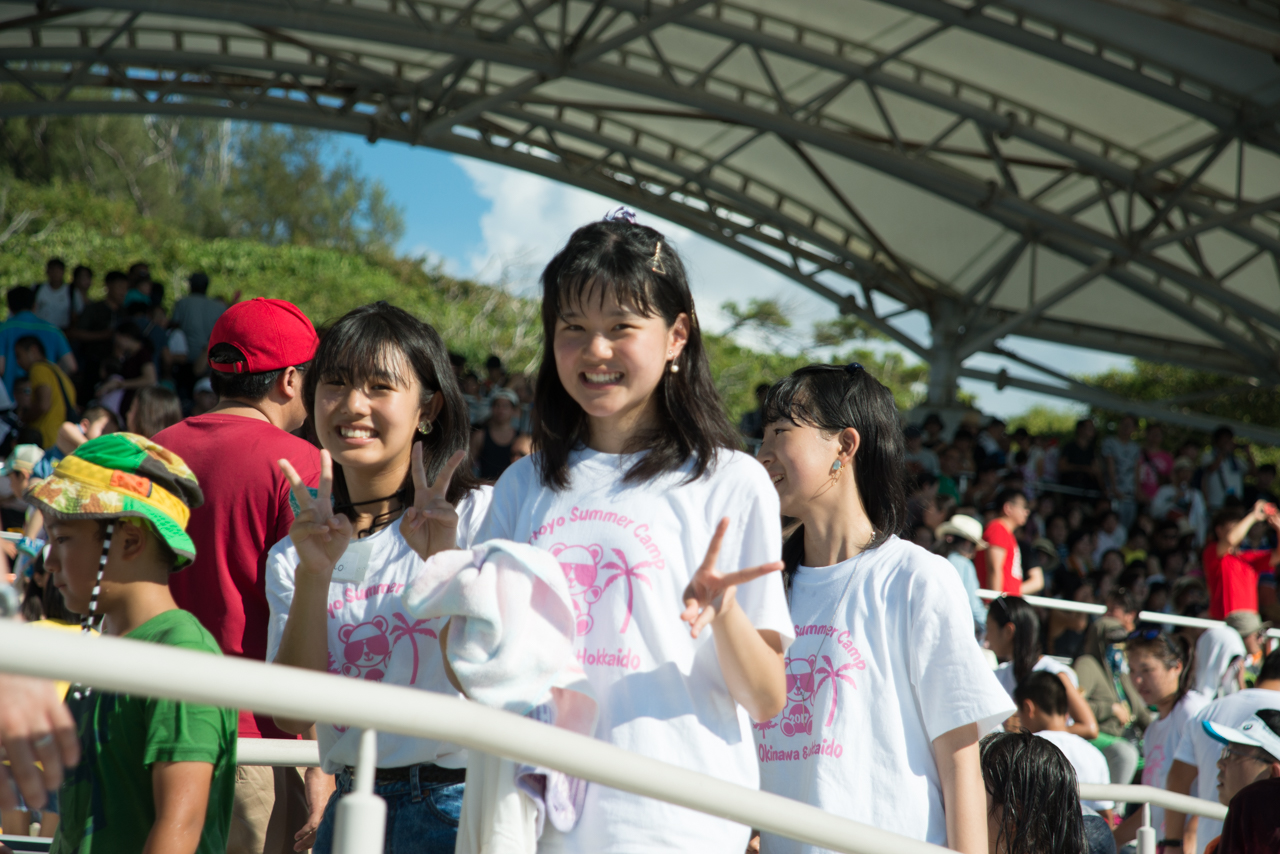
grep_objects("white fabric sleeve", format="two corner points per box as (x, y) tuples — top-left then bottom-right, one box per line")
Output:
(1173, 710), (1206, 766)
(474, 457), (529, 542)
(715, 454), (792, 647)
(455, 484), (494, 549)
(264, 539), (299, 664)
(909, 556), (1016, 741)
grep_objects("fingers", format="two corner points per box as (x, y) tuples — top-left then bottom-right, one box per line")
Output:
(3, 739), (47, 810)
(316, 450), (334, 511)
(0, 766), (17, 811)
(680, 596), (718, 638)
(718, 561), (785, 588)
(427, 450), (467, 502)
(278, 458), (312, 511)
(697, 518), (730, 577)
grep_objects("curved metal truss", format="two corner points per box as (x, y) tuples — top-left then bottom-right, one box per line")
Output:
(3, 0), (1280, 413)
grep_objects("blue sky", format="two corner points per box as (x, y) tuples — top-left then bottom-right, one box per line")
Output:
(334, 135), (1129, 418)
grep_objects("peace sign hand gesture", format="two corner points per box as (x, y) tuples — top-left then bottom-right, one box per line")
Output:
(401, 445), (467, 562)
(279, 451), (352, 579)
(681, 518), (784, 639)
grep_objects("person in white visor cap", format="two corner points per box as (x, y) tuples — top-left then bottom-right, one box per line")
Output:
(1203, 709), (1280, 805)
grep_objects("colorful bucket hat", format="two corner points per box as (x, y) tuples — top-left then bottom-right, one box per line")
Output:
(24, 433), (204, 568)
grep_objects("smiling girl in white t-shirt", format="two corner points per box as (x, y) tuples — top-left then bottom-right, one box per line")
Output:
(265, 302), (491, 854)
(754, 364), (1014, 854)
(476, 212), (792, 854)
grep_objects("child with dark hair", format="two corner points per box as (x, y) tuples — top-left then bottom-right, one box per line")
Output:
(754, 363), (1013, 852)
(1116, 630), (1208, 846)
(980, 730), (1089, 854)
(1014, 672), (1114, 822)
(267, 301), (488, 854)
(476, 213), (791, 853)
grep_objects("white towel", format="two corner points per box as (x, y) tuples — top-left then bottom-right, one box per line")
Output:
(403, 540), (598, 852)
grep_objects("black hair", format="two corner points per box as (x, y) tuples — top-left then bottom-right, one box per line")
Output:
(104, 270), (128, 286)
(1014, 670), (1068, 718)
(980, 731), (1088, 854)
(189, 272), (210, 294)
(46, 257), (65, 270)
(208, 343), (307, 402)
(1212, 425), (1233, 443)
(1211, 505), (1246, 539)
(533, 217), (737, 490)
(129, 386), (182, 439)
(989, 596), (1042, 686)
(995, 488), (1027, 515)
(764, 363), (907, 588)
(1127, 631), (1195, 704)
(923, 412), (943, 429)
(304, 302), (477, 529)
(7, 286), (34, 314)
(1075, 418), (1094, 434)
(72, 265), (92, 281)
(1106, 586), (1140, 615)
(114, 320), (146, 344)
(485, 354), (503, 371)
(81, 405), (119, 432)
(14, 335), (45, 358)
(1067, 528), (1093, 553)
(1258, 648), (1280, 684)
(1261, 463), (1277, 476)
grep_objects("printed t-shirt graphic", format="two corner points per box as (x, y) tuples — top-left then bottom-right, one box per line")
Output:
(265, 485), (491, 773)
(754, 537), (1014, 853)
(477, 448), (792, 854)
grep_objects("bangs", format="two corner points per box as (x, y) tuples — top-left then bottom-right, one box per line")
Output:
(762, 374), (823, 428)
(312, 319), (417, 391)
(552, 270), (661, 321)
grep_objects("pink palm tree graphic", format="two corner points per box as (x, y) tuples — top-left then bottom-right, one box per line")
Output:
(752, 718), (778, 734)
(389, 613), (438, 683)
(814, 654), (858, 727)
(601, 548), (657, 633)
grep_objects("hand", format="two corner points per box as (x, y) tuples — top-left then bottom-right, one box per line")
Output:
(0, 674), (80, 810)
(1111, 702), (1132, 726)
(680, 518), (783, 638)
(294, 766), (336, 851)
(279, 451), (352, 576)
(401, 445), (466, 561)
(97, 377), (121, 394)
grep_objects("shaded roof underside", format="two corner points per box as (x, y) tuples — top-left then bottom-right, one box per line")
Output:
(3, 0), (1280, 383)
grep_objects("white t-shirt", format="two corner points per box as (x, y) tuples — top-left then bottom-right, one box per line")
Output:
(1141, 691), (1210, 837)
(1173, 688), (1280, 854)
(1101, 437), (1141, 499)
(476, 448), (792, 854)
(32, 282), (83, 329)
(265, 485), (492, 773)
(1199, 451), (1246, 510)
(994, 655), (1079, 697)
(1033, 729), (1113, 811)
(755, 536), (1015, 852)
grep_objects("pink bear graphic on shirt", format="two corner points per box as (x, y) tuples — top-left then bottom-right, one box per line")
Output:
(780, 655), (817, 737)
(550, 543), (605, 636)
(337, 616), (392, 681)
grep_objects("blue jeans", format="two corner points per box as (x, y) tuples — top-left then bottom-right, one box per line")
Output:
(313, 767), (463, 854)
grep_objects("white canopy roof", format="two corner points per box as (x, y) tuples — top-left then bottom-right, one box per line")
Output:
(2, 0), (1277, 420)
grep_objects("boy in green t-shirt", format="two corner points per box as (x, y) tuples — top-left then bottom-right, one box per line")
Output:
(23, 433), (237, 854)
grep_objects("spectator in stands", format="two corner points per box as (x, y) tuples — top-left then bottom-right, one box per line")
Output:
(976, 489), (1041, 596)
(1153, 457), (1209, 547)
(1092, 511), (1126, 563)
(127, 260), (150, 289)
(156, 298), (325, 854)
(191, 376), (216, 416)
(1204, 710), (1280, 808)
(979, 730), (1089, 854)
(24, 433), (237, 853)
(125, 289), (170, 377)
(987, 596), (1098, 738)
(170, 272), (226, 365)
(96, 320), (156, 417)
(13, 335), (76, 450)
(904, 425), (940, 475)
(28, 406), (119, 484)
(975, 418), (1008, 470)
(70, 270), (129, 403)
(921, 412), (946, 449)
(1194, 623), (1246, 701)
(936, 514), (989, 635)
(32, 258), (82, 333)
(1245, 463), (1278, 508)
(1102, 415), (1141, 529)
(470, 387), (521, 481)
(69, 264), (92, 327)
(482, 353), (505, 394)
(1202, 501), (1280, 620)
(938, 443), (964, 503)
(737, 382), (770, 446)
(1215, 776), (1280, 854)
(1201, 426), (1254, 512)
(1058, 419), (1103, 496)
(1227, 612), (1268, 688)
(1164, 648), (1280, 854)
(1074, 617), (1150, 790)
(1014, 671), (1114, 823)
(1063, 529), (1097, 580)
(1138, 423), (1174, 506)
(0, 286), (76, 399)
(1103, 586), (1140, 633)
(125, 385), (182, 440)
(1116, 630), (1207, 846)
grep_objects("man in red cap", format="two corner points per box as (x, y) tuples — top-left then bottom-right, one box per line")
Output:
(155, 298), (330, 854)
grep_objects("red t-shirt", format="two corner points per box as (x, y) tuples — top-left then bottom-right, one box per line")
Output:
(1201, 543), (1272, 619)
(977, 520), (1023, 597)
(157, 414), (321, 739)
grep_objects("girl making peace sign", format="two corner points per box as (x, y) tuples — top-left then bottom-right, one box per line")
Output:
(265, 302), (489, 854)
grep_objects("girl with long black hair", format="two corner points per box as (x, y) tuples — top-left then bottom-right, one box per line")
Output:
(753, 364), (1014, 854)
(474, 213), (791, 853)
(986, 596), (1098, 738)
(980, 730), (1089, 854)
(265, 302), (489, 854)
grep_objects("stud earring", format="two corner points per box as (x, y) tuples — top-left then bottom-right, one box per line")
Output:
(831, 460), (842, 476)
(670, 361), (680, 373)
(419, 420), (432, 435)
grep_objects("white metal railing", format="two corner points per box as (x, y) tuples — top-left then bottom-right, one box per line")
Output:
(0, 621), (943, 854)
(977, 589), (1280, 639)
(235, 740), (1230, 818)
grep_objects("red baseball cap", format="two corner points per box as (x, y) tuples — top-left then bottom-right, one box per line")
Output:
(208, 298), (319, 374)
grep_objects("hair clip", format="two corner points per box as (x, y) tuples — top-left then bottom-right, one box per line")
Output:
(651, 241), (666, 275)
(845, 362), (863, 374)
(605, 206), (638, 224)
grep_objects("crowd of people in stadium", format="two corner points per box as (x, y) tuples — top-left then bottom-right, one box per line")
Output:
(0, 210), (1277, 854)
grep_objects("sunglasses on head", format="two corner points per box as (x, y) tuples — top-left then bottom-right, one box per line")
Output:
(1128, 628), (1162, 642)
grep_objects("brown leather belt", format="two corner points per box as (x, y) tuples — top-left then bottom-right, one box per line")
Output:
(343, 763), (466, 786)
